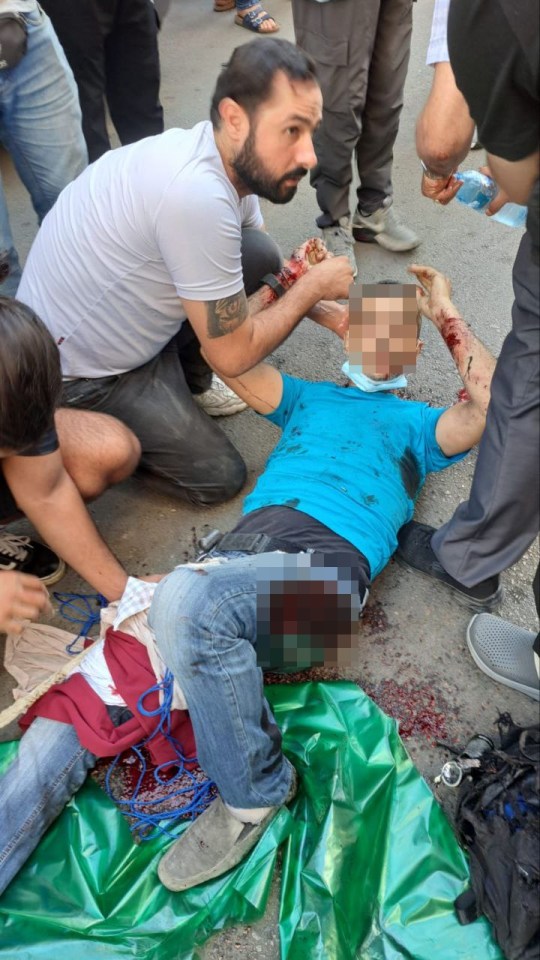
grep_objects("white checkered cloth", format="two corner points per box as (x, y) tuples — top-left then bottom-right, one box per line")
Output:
(112, 576), (157, 629)
(426, 0), (450, 65)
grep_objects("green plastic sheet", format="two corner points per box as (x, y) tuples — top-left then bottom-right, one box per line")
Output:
(0, 682), (502, 959)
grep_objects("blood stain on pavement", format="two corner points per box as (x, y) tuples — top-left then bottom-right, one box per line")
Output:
(362, 678), (449, 742)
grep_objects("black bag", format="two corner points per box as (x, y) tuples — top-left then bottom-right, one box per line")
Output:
(453, 715), (540, 960)
(0, 13), (28, 71)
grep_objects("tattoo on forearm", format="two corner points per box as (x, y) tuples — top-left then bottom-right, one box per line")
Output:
(206, 293), (248, 339)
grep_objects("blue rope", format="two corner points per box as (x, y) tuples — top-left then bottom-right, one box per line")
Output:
(104, 671), (215, 840)
(55, 596), (214, 834)
(53, 592), (108, 654)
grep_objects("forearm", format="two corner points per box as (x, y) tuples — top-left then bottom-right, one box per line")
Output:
(306, 299), (348, 338)
(214, 270), (328, 377)
(19, 478), (128, 601)
(416, 63), (474, 176)
(433, 302), (496, 414)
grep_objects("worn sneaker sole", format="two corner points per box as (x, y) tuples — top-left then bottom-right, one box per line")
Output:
(352, 226), (421, 253)
(192, 397), (248, 417)
(395, 554), (504, 612)
(39, 559), (67, 586)
(466, 615), (539, 701)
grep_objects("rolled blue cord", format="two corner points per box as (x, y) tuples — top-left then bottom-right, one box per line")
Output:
(54, 599), (214, 833)
(104, 671), (215, 839)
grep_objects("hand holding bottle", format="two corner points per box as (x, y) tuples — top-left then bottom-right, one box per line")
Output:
(454, 169), (527, 227)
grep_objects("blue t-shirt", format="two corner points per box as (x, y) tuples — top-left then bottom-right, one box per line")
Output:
(242, 376), (468, 578)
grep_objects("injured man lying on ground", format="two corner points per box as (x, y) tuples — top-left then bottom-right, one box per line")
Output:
(0, 265), (497, 894)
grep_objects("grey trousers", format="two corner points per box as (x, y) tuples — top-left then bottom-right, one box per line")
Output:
(291, 0), (413, 226)
(432, 231), (540, 586)
(61, 228), (282, 507)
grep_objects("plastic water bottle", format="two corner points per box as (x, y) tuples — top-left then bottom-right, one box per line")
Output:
(455, 170), (527, 227)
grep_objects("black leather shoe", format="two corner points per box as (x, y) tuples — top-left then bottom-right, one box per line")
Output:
(396, 521), (503, 611)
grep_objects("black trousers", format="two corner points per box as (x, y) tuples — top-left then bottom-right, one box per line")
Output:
(41, 0), (164, 162)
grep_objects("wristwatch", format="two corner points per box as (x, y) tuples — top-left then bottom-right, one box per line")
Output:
(420, 160), (452, 182)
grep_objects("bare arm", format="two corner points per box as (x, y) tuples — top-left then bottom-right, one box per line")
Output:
(486, 151), (540, 207)
(181, 254), (353, 379)
(220, 363), (285, 415)
(417, 62), (474, 204)
(409, 265), (496, 456)
(2, 451), (128, 601)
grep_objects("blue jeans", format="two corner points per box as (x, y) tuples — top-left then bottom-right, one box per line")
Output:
(0, 4), (87, 295)
(149, 550), (364, 808)
(149, 552), (292, 810)
(0, 717), (95, 895)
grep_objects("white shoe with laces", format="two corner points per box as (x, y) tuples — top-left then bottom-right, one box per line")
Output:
(352, 198), (420, 253)
(193, 375), (248, 417)
(0, 533), (65, 585)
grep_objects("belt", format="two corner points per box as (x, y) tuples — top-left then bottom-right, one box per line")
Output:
(199, 529), (302, 555)
(215, 531), (302, 555)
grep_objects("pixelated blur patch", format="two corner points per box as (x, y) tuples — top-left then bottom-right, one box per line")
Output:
(255, 552), (360, 671)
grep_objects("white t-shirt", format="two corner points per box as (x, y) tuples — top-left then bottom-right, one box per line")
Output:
(18, 122), (263, 377)
(0, 1), (36, 13)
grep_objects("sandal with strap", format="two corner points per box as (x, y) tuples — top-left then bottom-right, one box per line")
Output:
(234, 4), (279, 33)
(214, 0), (235, 10)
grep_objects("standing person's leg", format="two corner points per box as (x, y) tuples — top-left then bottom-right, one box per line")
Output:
(353, 0), (412, 214)
(433, 232), (540, 583)
(0, 177), (19, 297)
(291, 0), (376, 274)
(351, 0), (419, 251)
(398, 231), (540, 606)
(0, 5), (87, 295)
(292, 0), (375, 229)
(0, 718), (96, 895)
(101, 0), (164, 147)
(234, 0), (279, 34)
(40, 0), (110, 163)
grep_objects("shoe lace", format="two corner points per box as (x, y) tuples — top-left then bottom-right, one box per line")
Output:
(0, 533), (31, 561)
(209, 375), (229, 395)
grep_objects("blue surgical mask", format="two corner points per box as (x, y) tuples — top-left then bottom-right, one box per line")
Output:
(342, 361), (408, 393)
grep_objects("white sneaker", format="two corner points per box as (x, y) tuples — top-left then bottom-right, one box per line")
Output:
(321, 219), (358, 278)
(193, 375), (248, 417)
(352, 199), (420, 253)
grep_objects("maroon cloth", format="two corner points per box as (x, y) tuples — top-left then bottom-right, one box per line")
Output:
(20, 628), (196, 766)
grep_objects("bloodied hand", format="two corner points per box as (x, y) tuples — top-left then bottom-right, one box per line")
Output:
(408, 264), (453, 324)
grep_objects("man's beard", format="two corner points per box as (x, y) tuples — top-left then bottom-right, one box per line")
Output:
(233, 128), (307, 204)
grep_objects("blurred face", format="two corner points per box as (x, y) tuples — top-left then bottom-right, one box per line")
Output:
(347, 283), (420, 380)
(233, 70), (322, 204)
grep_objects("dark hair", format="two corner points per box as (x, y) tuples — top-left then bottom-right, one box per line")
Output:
(0, 297), (62, 451)
(210, 37), (318, 128)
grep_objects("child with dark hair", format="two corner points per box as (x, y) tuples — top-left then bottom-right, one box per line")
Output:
(0, 298), (144, 630)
